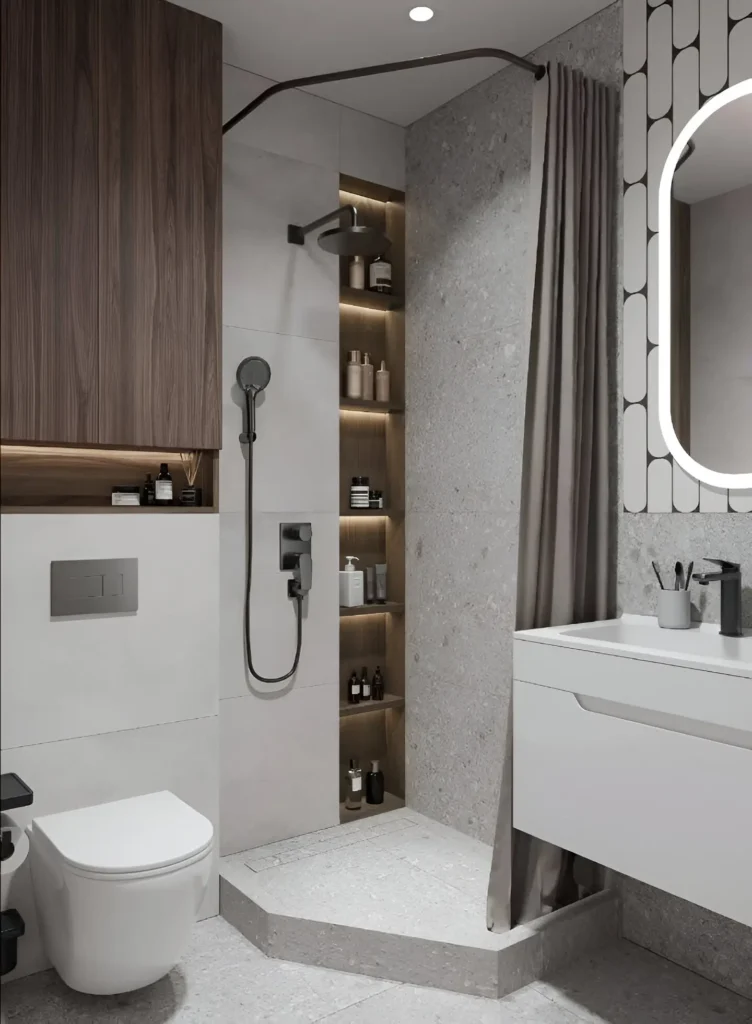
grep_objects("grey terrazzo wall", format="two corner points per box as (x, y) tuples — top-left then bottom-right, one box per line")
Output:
(404, 2), (623, 845)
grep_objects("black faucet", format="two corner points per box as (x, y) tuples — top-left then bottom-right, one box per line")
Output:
(692, 559), (743, 638)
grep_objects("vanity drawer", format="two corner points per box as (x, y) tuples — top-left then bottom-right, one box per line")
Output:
(513, 679), (752, 927)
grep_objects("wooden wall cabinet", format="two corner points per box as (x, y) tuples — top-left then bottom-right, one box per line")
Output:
(0, 0), (221, 451)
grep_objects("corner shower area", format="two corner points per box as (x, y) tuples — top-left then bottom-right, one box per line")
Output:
(217, 167), (618, 996)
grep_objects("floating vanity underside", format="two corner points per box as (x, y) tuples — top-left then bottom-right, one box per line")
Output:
(512, 616), (752, 928)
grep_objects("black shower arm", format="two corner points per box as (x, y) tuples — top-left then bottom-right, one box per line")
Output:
(286, 205), (358, 246)
(223, 48), (546, 134)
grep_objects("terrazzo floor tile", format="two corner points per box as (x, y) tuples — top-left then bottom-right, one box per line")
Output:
(3, 918), (751, 1024)
(317, 982), (584, 1023)
(0, 917), (394, 1024)
(236, 809), (510, 951)
(534, 941), (752, 1024)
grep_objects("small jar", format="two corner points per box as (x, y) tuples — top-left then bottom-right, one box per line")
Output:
(346, 351), (363, 399)
(369, 489), (383, 509)
(350, 476), (370, 509)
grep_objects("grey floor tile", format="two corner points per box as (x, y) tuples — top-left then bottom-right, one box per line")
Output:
(535, 941), (752, 1024)
(0, 917), (394, 1024)
(317, 982), (583, 1023)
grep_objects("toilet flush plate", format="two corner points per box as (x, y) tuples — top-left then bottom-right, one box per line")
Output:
(50, 558), (138, 617)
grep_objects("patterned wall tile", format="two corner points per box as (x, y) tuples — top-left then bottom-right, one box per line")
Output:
(622, 0), (751, 513)
(700, 0), (729, 95)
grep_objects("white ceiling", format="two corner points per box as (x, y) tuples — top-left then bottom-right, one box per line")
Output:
(173, 0), (615, 126)
(674, 94), (752, 205)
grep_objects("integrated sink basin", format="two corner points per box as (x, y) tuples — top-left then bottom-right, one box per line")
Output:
(553, 615), (751, 675)
(512, 613), (752, 928)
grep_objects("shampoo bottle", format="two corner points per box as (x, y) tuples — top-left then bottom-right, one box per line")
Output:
(366, 760), (385, 805)
(339, 556), (364, 608)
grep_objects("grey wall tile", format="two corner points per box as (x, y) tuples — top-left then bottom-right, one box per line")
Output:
(405, 3), (623, 845)
(619, 875), (752, 1000)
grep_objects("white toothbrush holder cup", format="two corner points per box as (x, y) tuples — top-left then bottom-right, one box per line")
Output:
(657, 589), (691, 629)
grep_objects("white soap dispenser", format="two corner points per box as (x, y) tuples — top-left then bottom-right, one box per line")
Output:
(339, 556), (364, 608)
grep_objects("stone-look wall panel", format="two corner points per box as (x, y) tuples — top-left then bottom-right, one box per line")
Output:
(405, 3), (623, 844)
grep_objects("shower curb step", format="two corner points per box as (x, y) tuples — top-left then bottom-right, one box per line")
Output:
(219, 860), (619, 999)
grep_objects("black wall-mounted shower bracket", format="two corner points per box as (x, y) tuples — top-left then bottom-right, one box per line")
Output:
(288, 206), (357, 246)
(224, 49), (546, 135)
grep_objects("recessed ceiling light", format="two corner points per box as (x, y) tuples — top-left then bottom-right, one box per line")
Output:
(409, 7), (434, 22)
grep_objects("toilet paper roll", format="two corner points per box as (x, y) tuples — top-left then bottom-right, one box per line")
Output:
(1, 813), (30, 912)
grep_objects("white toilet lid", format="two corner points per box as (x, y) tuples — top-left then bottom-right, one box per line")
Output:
(32, 791), (214, 875)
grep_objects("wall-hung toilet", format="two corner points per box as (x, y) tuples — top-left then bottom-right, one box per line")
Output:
(30, 791), (213, 995)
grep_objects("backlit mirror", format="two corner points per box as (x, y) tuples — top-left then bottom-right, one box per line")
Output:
(658, 78), (752, 491)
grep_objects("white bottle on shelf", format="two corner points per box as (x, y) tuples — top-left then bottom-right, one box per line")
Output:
(339, 556), (364, 607)
(346, 350), (363, 399)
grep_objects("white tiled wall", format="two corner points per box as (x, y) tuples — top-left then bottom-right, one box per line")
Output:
(219, 65), (404, 856)
(0, 514), (219, 981)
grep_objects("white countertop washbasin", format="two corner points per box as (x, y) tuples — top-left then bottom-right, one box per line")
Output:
(515, 613), (751, 679)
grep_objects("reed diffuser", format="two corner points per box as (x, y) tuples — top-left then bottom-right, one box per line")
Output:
(179, 452), (203, 506)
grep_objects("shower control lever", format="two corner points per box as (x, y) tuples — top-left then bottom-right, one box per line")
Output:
(280, 523), (313, 597)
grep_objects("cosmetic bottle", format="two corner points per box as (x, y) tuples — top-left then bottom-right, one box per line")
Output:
(350, 476), (370, 509)
(346, 351), (363, 399)
(349, 255), (365, 290)
(372, 667), (384, 701)
(340, 556), (364, 607)
(366, 760), (385, 805)
(369, 489), (383, 510)
(361, 353), (375, 401)
(155, 463), (173, 505)
(365, 566), (375, 604)
(347, 672), (361, 704)
(375, 563), (387, 603)
(142, 474), (156, 506)
(345, 760), (363, 811)
(375, 361), (390, 403)
(369, 255), (392, 294)
(360, 666), (371, 701)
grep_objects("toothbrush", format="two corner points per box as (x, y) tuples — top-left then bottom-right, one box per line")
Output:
(652, 561), (665, 590)
(685, 562), (693, 590)
(674, 561), (683, 591)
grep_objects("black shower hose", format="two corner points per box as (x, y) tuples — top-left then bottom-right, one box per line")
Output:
(243, 388), (303, 683)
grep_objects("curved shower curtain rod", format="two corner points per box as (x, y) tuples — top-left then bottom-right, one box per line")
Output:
(223, 48), (547, 134)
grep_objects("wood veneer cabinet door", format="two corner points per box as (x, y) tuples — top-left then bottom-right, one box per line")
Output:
(97, 0), (221, 450)
(1, 0), (100, 444)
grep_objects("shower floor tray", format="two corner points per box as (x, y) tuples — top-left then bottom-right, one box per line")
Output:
(219, 808), (617, 998)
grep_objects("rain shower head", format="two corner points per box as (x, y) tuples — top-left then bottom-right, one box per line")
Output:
(317, 223), (387, 257)
(288, 205), (389, 257)
(236, 356), (271, 395)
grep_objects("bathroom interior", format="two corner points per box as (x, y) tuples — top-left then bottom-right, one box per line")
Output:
(0, 0), (750, 1021)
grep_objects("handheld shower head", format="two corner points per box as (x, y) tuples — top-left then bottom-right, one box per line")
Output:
(237, 356), (271, 395)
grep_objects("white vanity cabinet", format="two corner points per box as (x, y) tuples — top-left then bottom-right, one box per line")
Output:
(512, 616), (752, 927)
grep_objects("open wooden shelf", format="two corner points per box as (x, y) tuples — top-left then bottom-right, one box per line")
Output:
(340, 286), (403, 312)
(340, 398), (404, 414)
(340, 603), (404, 617)
(340, 507), (394, 517)
(1, 505), (215, 514)
(339, 791), (405, 823)
(340, 693), (405, 718)
(0, 445), (218, 512)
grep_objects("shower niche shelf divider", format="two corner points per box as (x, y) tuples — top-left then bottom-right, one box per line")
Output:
(339, 174), (406, 822)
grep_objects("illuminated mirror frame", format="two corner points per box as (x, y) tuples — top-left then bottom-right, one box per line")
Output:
(658, 77), (752, 492)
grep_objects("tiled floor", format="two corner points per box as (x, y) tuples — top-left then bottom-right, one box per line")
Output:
(3, 916), (751, 1023)
(223, 807), (516, 949)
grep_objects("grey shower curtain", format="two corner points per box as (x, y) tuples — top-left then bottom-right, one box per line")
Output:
(487, 62), (617, 931)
